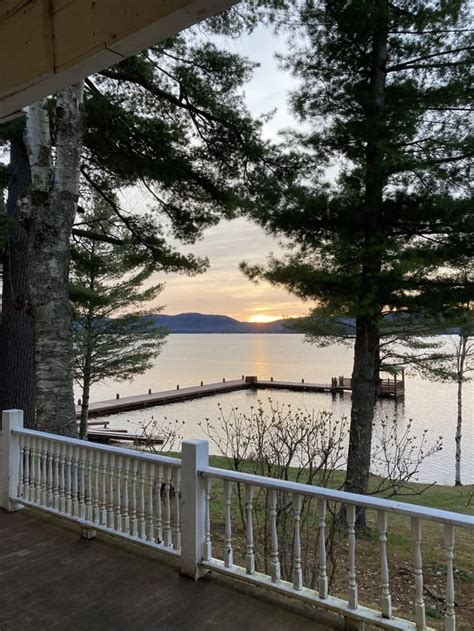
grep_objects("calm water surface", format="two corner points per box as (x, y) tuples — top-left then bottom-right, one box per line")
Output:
(88, 334), (473, 485)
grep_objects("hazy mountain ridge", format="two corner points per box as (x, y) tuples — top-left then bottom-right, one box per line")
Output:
(148, 312), (294, 333)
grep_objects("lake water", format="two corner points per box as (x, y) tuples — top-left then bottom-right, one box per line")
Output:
(87, 334), (474, 486)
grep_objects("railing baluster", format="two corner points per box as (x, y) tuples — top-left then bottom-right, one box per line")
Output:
(107, 453), (115, 528)
(99, 452), (108, 525)
(347, 504), (358, 610)
(114, 455), (123, 531)
(163, 466), (172, 547)
(293, 493), (303, 591)
(317, 498), (328, 599)
(17, 436), (25, 499)
(377, 510), (392, 618)
(78, 447), (86, 519)
(46, 443), (53, 506)
(85, 448), (93, 521)
(269, 488), (280, 582)
(71, 446), (79, 516)
(34, 439), (41, 504)
(245, 485), (255, 575)
(65, 445), (73, 514)
(40, 440), (47, 505)
(23, 436), (31, 501)
(137, 461), (146, 539)
(52, 442), (60, 510)
(92, 449), (100, 523)
(411, 518), (425, 630)
(224, 480), (234, 569)
(173, 468), (181, 550)
(59, 443), (66, 512)
(444, 524), (456, 631)
(122, 457), (130, 533)
(129, 458), (138, 536)
(203, 476), (212, 561)
(146, 462), (154, 541)
(154, 465), (163, 544)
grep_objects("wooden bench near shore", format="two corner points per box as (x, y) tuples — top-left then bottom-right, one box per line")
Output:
(79, 373), (404, 418)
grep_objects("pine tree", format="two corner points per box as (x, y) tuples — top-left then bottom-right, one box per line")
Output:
(80, 34), (288, 261)
(70, 200), (167, 438)
(241, 0), (473, 513)
(0, 25), (286, 432)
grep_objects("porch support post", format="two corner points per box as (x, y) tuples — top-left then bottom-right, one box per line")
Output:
(1, 409), (24, 511)
(180, 439), (209, 579)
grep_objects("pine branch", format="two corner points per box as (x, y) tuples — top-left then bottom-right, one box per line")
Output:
(386, 45), (473, 73)
(71, 228), (124, 246)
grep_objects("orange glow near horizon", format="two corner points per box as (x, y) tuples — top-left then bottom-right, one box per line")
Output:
(247, 314), (281, 324)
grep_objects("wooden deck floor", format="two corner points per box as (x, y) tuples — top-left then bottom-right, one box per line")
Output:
(0, 509), (331, 631)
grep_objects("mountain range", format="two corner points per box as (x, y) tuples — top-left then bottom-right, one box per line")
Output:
(147, 312), (294, 334)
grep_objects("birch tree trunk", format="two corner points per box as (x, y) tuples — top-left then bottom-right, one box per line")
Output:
(25, 83), (84, 436)
(455, 335), (467, 486)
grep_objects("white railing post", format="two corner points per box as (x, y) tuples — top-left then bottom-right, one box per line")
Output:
(180, 439), (209, 580)
(1, 409), (24, 511)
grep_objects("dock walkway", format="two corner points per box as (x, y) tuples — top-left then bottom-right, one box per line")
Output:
(81, 374), (403, 418)
(82, 380), (251, 417)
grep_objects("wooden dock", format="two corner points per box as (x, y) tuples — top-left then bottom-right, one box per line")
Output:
(86, 428), (163, 445)
(81, 379), (252, 417)
(81, 373), (404, 418)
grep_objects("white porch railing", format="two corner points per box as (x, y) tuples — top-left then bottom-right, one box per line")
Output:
(1, 410), (473, 631)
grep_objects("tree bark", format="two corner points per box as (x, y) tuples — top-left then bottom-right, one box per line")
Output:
(344, 315), (380, 505)
(0, 137), (36, 426)
(79, 309), (94, 439)
(79, 375), (91, 439)
(25, 83), (84, 436)
(455, 335), (467, 486)
(343, 2), (388, 518)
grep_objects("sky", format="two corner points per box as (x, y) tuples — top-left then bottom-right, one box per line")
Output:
(123, 24), (310, 323)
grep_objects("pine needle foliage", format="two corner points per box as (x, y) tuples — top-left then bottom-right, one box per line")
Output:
(70, 199), (167, 438)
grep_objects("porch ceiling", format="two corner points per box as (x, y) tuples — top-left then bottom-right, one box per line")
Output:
(0, 0), (236, 123)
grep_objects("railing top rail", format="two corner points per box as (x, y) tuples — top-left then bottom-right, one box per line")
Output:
(201, 466), (474, 529)
(12, 427), (181, 467)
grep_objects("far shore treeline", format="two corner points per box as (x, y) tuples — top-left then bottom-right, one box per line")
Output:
(117, 312), (468, 336)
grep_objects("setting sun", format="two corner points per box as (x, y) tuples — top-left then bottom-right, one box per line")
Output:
(247, 314), (280, 324)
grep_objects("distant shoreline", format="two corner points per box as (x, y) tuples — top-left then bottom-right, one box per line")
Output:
(162, 330), (297, 334)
